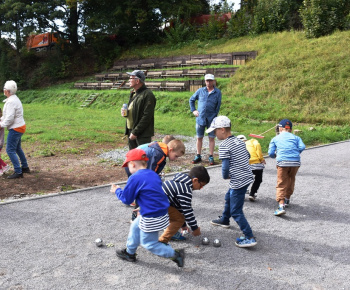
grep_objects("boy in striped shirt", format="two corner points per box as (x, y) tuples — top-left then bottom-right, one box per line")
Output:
(207, 116), (257, 248)
(159, 166), (210, 243)
(110, 148), (185, 267)
(268, 119), (305, 216)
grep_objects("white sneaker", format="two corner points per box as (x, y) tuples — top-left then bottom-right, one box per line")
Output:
(0, 168), (3, 176)
(2, 165), (10, 174)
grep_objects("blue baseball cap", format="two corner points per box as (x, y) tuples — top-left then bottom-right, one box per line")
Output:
(278, 119), (292, 129)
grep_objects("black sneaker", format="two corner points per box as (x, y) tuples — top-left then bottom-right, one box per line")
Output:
(22, 167), (31, 173)
(171, 249), (185, 267)
(210, 216), (230, 228)
(116, 248), (136, 262)
(7, 173), (23, 179)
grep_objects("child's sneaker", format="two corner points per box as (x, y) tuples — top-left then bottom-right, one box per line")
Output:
(210, 216), (230, 228)
(116, 248), (137, 262)
(171, 231), (186, 241)
(192, 154), (202, 164)
(284, 198), (290, 207)
(171, 249), (185, 267)
(235, 237), (257, 248)
(248, 194), (256, 201)
(274, 204), (286, 216)
(2, 165), (10, 174)
(0, 168), (3, 176)
(208, 156), (214, 165)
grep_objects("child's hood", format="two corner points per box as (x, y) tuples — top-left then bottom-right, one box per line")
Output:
(149, 141), (168, 156)
(172, 173), (192, 187)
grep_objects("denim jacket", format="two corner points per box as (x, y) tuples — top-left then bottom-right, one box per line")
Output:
(189, 86), (222, 126)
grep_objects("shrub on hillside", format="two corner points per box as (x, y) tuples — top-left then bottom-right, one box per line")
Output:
(252, 0), (299, 34)
(226, 8), (253, 38)
(164, 18), (194, 46)
(197, 13), (227, 40)
(300, 0), (350, 38)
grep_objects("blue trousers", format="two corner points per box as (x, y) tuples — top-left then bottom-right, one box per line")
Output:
(126, 216), (175, 258)
(221, 185), (254, 238)
(6, 129), (28, 174)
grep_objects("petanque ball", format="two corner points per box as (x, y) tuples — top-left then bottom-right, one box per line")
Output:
(213, 238), (221, 247)
(202, 237), (210, 245)
(95, 238), (103, 247)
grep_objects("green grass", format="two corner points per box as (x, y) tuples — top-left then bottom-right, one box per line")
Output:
(4, 30), (349, 157)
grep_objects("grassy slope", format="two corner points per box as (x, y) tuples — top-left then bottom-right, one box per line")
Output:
(17, 31), (350, 154)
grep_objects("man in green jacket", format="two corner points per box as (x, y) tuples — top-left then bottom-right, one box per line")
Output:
(121, 70), (156, 149)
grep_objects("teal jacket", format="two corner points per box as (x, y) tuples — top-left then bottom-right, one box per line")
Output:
(125, 84), (156, 138)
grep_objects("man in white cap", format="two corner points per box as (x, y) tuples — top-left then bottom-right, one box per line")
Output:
(0, 80), (30, 179)
(189, 74), (221, 165)
(121, 70), (156, 150)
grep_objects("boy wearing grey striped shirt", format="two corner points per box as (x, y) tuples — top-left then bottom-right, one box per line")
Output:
(207, 116), (257, 248)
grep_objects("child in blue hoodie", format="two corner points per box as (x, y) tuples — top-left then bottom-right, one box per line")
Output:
(110, 148), (185, 267)
(268, 119), (305, 216)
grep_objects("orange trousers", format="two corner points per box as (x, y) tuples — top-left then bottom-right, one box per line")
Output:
(159, 206), (185, 244)
(276, 166), (299, 203)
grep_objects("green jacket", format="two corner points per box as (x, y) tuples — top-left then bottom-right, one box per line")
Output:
(125, 84), (156, 138)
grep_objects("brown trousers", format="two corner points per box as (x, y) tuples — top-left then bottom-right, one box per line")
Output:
(159, 206), (185, 244)
(276, 166), (300, 203)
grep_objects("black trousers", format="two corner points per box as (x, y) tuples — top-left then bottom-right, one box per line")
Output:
(250, 169), (263, 195)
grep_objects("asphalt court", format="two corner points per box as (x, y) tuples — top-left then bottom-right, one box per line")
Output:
(0, 141), (349, 289)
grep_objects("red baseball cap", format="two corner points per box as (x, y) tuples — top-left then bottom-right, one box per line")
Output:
(122, 148), (149, 167)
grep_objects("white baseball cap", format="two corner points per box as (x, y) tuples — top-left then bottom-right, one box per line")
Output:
(204, 74), (215, 81)
(206, 116), (231, 133)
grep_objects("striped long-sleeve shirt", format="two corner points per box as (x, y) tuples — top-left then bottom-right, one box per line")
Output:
(162, 173), (198, 231)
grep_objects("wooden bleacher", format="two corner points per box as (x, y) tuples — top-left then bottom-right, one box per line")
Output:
(160, 82), (186, 91)
(161, 70), (183, 78)
(162, 61), (182, 68)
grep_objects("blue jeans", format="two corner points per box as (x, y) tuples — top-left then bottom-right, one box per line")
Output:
(221, 185), (254, 238)
(126, 216), (175, 258)
(6, 129), (28, 174)
(196, 123), (215, 138)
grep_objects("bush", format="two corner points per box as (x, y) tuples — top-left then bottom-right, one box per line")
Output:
(197, 13), (227, 40)
(300, 0), (350, 38)
(226, 8), (253, 38)
(252, 0), (296, 34)
(164, 18), (194, 46)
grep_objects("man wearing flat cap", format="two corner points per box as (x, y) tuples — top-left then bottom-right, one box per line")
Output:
(121, 70), (156, 150)
(189, 74), (222, 165)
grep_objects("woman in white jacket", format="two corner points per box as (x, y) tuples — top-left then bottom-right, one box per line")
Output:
(0, 80), (30, 179)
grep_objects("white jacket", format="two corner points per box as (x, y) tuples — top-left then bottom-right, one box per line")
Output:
(0, 95), (25, 129)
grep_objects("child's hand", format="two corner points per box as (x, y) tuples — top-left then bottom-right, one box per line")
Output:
(192, 227), (201, 236)
(110, 184), (119, 193)
(132, 207), (140, 217)
(181, 226), (190, 235)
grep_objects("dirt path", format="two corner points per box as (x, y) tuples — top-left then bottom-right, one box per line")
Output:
(0, 143), (205, 200)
